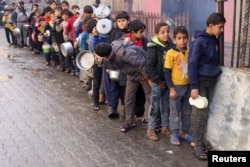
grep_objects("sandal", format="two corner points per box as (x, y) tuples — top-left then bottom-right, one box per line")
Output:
(147, 129), (158, 141)
(108, 113), (120, 119)
(170, 136), (181, 146)
(93, 105), (100, 111)
(161, 127), (172, 137)
(120, 123), (136, 133)
(179, 134), (192, 142)
(192, 146), (208, 161)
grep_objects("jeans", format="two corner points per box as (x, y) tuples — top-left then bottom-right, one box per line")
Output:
(192, 76), (217, 147)
(148, 83), (170, 129)
(169, 85), (192, 137)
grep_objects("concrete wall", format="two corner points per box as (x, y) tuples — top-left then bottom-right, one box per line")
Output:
(207, 67), (250, 150)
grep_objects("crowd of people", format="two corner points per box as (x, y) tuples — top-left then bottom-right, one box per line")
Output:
(1, 0), (226, 161)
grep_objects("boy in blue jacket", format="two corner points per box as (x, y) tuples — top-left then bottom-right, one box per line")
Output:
(188, 12), (226, 160)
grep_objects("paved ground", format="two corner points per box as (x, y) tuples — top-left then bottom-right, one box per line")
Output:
(0, 28), (207, 167)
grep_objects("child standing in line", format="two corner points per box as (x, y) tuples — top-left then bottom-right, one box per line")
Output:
(2, 8), (14, 45)
(188, 13), (226, 160)
(164, 26), (191, 145)
(146, 22), (173, 141)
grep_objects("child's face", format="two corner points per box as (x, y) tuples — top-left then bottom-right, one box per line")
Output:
(174, 32), (188, 50)
(54, 10), (61, 17)
(62, 14), (69, 21)
(32, 6), (38, 12)
(132, 29), (145, 40)
(116, 18), (129, 30)
(50, 13), (56, 21)
(50, 3), (56, 11)
(155, 25), (170, 44)
(209, 23), (225, 37)
(45, 11), (51, 17)
(61, 3), (69, 10)
(72, 7), (79, 15)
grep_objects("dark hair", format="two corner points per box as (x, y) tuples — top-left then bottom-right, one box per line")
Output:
(154, 22), (169, 34)
(94, 42), (112, 57)
(42, 6), (52, 16)
(19, 1), (24, 5)
(206, 12), (226, 26)
(61, 9), (71, 16)
(55, 6), (62, 12)
(60, 0), (69, 6)
(83, 5), (93, 14)
(129, 19), (146, 33)
(115, 11), (130, 21)
(72, 5), (79, 10)
(85, 18), (97, 33)
(47, 0), (56, 5)
(31, 4), (38, 10)
(173, 26), (189, 38)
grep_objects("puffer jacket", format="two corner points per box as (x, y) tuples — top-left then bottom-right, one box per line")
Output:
(146, 36), (174, 84)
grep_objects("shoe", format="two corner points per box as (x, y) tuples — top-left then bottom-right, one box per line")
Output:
(147, 129), (158, 141)
(108, 113), (119, 119)
(59, 68), (65, 72)
(93, 105), (100, 111)
(70, 71), (75, 76)
(65, 69), (71, 73)
(85, 84), (91, 91)
(45, 62), (50, 66)
(192, 146), (208, 161)
(56, 65), (61, 70)
(179, 134), (192, 142)
(142, 118), (148, 123)
(120, 122), (136, 133)
(170, 136), (181, 146)
(161, 127), (172, 137)
(34, 51), (40, 54)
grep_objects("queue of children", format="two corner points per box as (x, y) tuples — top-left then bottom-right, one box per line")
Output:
(2, 0), (226, 161)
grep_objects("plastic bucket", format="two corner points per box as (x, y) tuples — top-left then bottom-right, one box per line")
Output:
(42, 44), (51, 53)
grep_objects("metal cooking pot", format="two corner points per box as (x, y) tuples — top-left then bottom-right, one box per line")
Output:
(95, 5), (111, 19)
(96, 18), (113, 37)
(60, 42), (74, 57)
(76, 50), (95, 70)
(13, 28), (21, 37)
(109, 70), (120, 81)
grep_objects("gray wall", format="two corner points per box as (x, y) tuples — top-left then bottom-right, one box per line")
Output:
(206, 67), (250, 150)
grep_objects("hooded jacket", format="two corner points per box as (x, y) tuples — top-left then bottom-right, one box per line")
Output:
(188, 30), (222, 89)
(102, 38), (148, 81)
(145, 36), (173, 85)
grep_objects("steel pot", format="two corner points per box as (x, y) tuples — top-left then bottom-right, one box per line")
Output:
(13, 28), (21, 37)
(109, 70), (120, 81)
(96, 18), (113, 37)
(76, 50), (94, 70)
(60, 42), (74, 57)
(95, 5), (111, 19)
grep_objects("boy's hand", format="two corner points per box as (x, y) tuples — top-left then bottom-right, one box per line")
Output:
(169, 87), (178, 99)
(191, 89), (199, 99)
(158, 82), (166, 89)
(148, 80), (152, 86)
